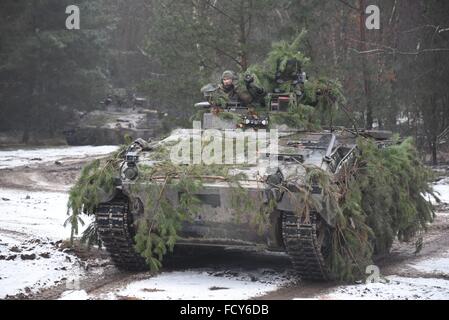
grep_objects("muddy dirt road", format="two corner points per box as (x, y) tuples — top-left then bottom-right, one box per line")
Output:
(1, 146), (449, 300)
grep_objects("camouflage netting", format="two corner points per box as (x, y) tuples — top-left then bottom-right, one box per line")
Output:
(301, 137), (435, 280)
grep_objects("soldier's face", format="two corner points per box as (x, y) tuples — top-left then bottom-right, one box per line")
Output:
(223, 78), (233, 86)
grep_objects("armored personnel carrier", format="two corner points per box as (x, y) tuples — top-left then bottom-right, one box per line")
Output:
(63, 89), (164, 145)
(93, 90), (393, 280)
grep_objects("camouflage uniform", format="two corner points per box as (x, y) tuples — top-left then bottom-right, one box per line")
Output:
(208, 70), (266, 108)
(274, 59), (306, 98)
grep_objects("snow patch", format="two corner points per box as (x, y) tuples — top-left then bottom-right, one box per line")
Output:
(0, 145), (118, 169)
(0, 189), (93, 298)
(315, 276), (449, 300)
(59, 290), (90, 300)
(97, 270), (291, 300)
(0, 189), (92, 240)
(432, 177), (449, 205)
(409, 252), (449, 275)
(0, 240), (85, 299)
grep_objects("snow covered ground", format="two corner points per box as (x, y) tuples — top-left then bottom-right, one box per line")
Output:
(0, 189), (77, 240)
(315, 276), (449, 300)
(0, 235), (85, 299)
(0, 145), (118, 169)
(69, 269), (292, 300)
(312, 249), (449, 300)
(433, 177), (449, 204)
(0, 188), (93, 298)
(409, 250), (449, 274)
(0, 146), (110, 298)
(59, 289), (90, 300)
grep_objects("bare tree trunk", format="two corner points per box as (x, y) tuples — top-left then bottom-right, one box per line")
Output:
(432, 138), (438, 165)
(238, 0), (249, 71)
(358, 0), (373, 129)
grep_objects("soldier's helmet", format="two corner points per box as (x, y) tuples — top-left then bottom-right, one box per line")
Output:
(221, 70), (236, 81)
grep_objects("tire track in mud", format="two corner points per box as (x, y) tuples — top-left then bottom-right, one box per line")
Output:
(6, 268), (141, 300)
(0, 228), (29, 241)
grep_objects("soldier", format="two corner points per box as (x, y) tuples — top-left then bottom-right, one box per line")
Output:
(220, 70), (238, 102)
(274, 59), (306, 98)
(204, 70), (266, 109)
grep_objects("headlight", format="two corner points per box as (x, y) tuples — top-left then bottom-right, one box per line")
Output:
(244, 118), (250, 125)
(123, 166), (138, 180)
(261, 119), (268, 126)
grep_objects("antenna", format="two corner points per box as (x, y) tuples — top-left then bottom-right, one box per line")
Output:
(340, 103), (360, 135)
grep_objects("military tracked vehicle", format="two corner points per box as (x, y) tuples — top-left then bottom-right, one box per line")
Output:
(63, 89), (163, 146)
(93, 89), (393, 280)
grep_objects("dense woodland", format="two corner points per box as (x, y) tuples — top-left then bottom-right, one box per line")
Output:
(1, 0), (449, 163)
